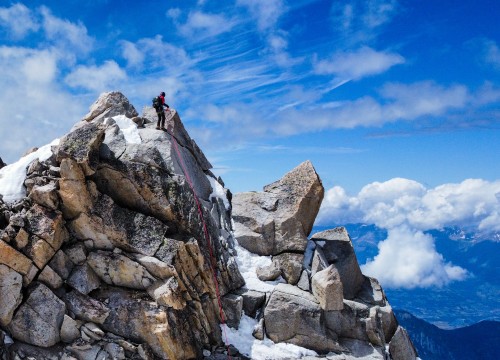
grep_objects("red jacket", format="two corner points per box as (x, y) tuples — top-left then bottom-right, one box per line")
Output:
(159, 94), (169, 109)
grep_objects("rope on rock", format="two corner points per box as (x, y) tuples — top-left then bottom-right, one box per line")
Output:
(165, 111), (232, 360)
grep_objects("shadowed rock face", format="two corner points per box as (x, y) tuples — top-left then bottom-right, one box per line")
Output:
(0, 92), (244, 360)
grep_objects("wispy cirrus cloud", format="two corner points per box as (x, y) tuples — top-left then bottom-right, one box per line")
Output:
(330, 0), (399, 43)
(313, 46), (404, 80)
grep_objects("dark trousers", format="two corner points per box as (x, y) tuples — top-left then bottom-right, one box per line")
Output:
(157, 110), (165, 128)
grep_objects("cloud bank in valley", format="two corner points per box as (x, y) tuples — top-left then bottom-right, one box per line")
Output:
(316, 178), (500, 288)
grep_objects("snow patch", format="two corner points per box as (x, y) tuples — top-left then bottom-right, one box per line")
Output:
(207, 175), (230, 210)
(224, 315), (318, 359)
(233, 241), (283, 292)
(106, 114), (142, 144)
(0, 139), (59, 203)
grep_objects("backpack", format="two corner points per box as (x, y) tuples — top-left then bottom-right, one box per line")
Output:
(152, 96), (161, 110)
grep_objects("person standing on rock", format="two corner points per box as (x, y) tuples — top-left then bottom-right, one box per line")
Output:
(155, 91), (170, 130)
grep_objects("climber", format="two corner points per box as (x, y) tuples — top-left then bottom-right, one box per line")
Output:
(154, 91), (170, 130)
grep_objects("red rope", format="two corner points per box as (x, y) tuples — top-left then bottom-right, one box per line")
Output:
(165, 115), (232, 359)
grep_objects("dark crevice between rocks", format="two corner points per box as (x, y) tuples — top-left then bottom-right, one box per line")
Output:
(271, 249), (306, 257)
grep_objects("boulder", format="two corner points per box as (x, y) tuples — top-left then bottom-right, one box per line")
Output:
(65, 291), (110, 324)
(82, 91), (138, 124)
(57, 121), (105, 176)
(25, 205), (69, 252)
(389, 326), (419, 360)
(67, 263), (101, 294)
(58, 158), (93, 219)
(0, 157), (5, 169)
(9, 283), (66, 347)
(38, 265), (64, 289)
(0, 239), (39, 286)
(222, 293), (243, 329)
(49, 249), (75, 280)
(23, 235), (55, 269)
(311, 227), (364, 299)
(60, 315), (80, 343)
(272, 252), (303, 285)
(233, 161), (324, 256)
(87, 251), (156, 290)
(297, 269), (310, 292)
(29, 182), (60, 210)
(0, 264), (23, 327)
(13, 228), (29, 249)
(311, 265), (344, 311)
(234, 288), (266, 318)
(264, 284), (338, 353)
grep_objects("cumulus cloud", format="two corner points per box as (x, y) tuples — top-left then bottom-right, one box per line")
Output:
(65, 61), (127, 92)
(40, 6), (94, 55)
(362, 227), (468, 288)
(0, 47), (86, 162)
(313, 46), (404, 80)
(317, 178), (500, 288)
(0, 3), (39, 39)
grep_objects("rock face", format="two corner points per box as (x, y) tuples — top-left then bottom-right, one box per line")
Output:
(231, 162), (417, 359)
(0, 91), (417, 360)
(0, 92), (244, 360)
(232, 161), (324, 288)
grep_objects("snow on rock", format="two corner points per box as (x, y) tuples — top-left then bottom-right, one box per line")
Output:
(105, 115), (142, 144)
(224, 314), (318, 359)
(207, 175), (230, 210)
(0, 139), (59, 203)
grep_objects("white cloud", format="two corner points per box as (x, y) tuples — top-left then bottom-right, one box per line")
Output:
(381, 81), (469, 119)
(177, 11), (236, 38)
(237, 0), (286, 31)
(40, 6), (94, 55)
(317, 177), (500, 288)
(313, 46), (404, 79)
(121, 35), (195, 72)
(0, 3), (39, 39)
(318, 178), (500, 233)
(65, 61), (127, 92)
(0, 46), (86, 163)
(362, 227), (467, 288)
(483, 39), (500, 69)
(331, 0), (398, 43)
(121, 41), (145, 68)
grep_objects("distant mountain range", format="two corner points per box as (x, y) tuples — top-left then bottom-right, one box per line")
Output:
(394, 309), (500, 360)
(312, 223), (500, 328)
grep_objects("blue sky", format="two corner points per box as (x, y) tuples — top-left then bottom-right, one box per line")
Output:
(1, 1), (499, 288)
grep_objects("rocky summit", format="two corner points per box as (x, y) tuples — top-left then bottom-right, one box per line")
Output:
(0, 92), (417, 360)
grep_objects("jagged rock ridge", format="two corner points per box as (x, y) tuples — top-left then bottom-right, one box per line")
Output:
(0, 92), (244, 360)
(0, 91), (418, 360)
